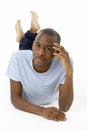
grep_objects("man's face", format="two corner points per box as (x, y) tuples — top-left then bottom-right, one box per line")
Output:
(32, 33), (57, 72)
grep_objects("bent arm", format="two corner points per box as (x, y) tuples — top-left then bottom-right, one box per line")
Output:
(53, 43), (74, 112)
(10, 79), (66, 121)
(10, 79), (44, 116)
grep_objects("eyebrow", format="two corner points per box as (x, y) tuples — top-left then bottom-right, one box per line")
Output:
(34, 41), (53, 47)
(33, 41), (41, 45)
(46, 45), (53, 48)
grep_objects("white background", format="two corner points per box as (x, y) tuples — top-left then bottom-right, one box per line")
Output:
(0, 0), (87, 129)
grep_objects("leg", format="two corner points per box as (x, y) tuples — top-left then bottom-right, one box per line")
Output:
(30, 11), (40, 33)
(19, 11), (40, 50)
(15, 20), (24, 42)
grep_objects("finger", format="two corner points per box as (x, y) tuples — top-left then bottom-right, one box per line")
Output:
(58, 109), (66, 115)
(57, 116), (67, 121)
(59, 45), (69, 56)
(53, 43), (65, 52)
(53, 51), (62, 60)
(52, 114), (67, 121)
(53, 43), (68, 56)
(53, 109), (66, 118)
(49, 108), (66, 121)
(53, 46), (61, 53)
(53, 45), (64, 56)
(53, 110), (66, 118)
(53, 42), (60, 46)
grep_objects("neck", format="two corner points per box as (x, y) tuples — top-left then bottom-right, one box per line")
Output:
(33, 61), (51, 73)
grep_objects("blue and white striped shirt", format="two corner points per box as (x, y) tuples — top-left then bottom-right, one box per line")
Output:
(6, 50), (66, 105)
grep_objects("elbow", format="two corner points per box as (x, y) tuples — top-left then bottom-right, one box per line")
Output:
(59, 104), (70, 112)
(59, 98), (74, 112)
(11, 98), (17, 109)
(11, 96), (19, 109)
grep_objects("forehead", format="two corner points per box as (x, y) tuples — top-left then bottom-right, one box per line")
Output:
(35, 33), (57, 45)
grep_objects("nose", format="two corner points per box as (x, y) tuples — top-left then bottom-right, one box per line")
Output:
(38, 48), (45, 56)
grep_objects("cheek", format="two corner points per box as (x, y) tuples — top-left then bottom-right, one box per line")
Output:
(32, 51), (36, 58)
(46, 53), (53, 60)
(32, 48), (37, 55)
(49, 52), (54, 57)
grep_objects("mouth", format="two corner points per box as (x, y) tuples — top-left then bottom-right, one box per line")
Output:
(35, 57), (46, 63)
(36, 56), (45, 59)
(37, 58), (45, 61)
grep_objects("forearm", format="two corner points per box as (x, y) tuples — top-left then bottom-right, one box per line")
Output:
(11, 96), (44, 116)
(59, 71), (74, 111)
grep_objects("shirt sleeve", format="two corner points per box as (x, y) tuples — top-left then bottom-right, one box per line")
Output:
(60, 72), (66, 84)
(6, 53), (20, 81)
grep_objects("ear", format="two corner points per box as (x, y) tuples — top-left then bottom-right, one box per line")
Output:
(32, 45), (33, 50)
(32, 42), (34, 50)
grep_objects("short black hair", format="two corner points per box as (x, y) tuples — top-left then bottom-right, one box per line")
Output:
(36, 28), (61, 44)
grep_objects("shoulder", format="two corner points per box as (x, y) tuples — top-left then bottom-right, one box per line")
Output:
(11, 50), (32, 59)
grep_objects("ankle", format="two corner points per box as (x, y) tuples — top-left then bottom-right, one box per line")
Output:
(29, 28), (37, 34)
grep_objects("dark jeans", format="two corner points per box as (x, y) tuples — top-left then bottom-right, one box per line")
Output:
(19, 31), (37, 50)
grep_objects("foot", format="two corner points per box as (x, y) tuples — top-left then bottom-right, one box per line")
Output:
(15, 19), (24, 42)
(30, 11), (40, 33)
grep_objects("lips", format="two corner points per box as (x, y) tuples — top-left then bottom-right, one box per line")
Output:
(37, 58), (45, 61)
(35, 57), (46, 63)
(36, 56), (45, 60)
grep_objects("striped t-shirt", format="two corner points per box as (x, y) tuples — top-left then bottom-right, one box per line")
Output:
(6, 50), (66, 105)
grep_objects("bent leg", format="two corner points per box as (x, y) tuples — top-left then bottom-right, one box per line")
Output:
(19, 11), (40, 50)
(15, 20), (24, 42)
(30, 11), (40, 33)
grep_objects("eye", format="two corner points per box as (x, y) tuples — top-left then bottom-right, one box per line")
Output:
(34, 43), (41, 49)
(36, 44), (40, 47)
(46, 47), (53, 51)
